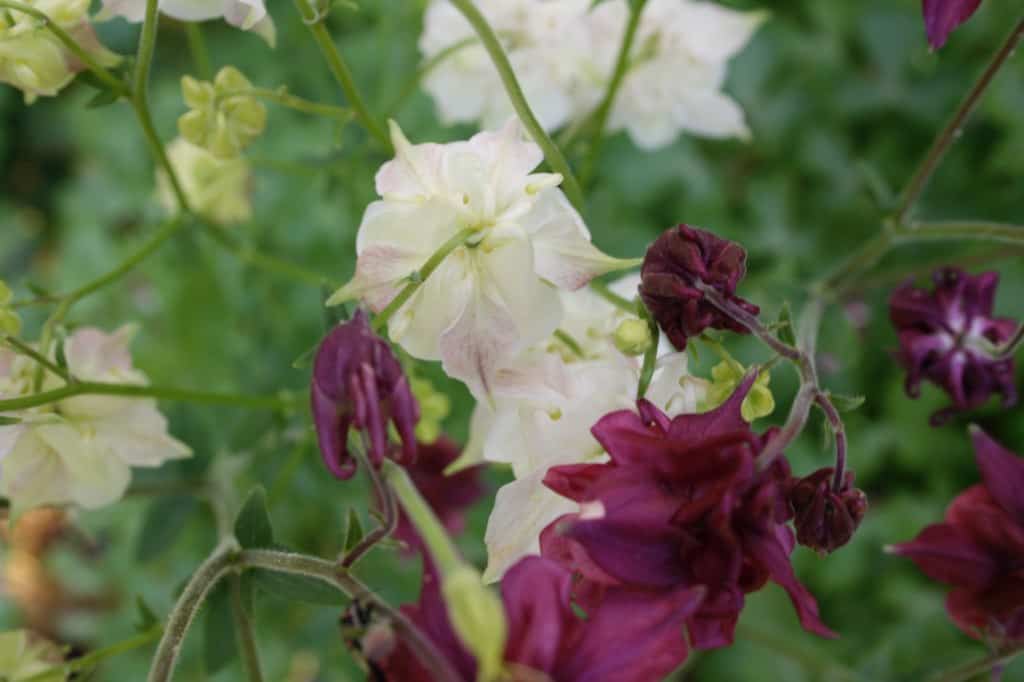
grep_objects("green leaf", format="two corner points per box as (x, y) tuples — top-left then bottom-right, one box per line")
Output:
(203, 581), (238, 675)
(234, 486), (274, 549)
(0, 415), (21, 425)
(830, 393), (867, 413)
(134, 595), (159, 633)
(343, 508), (365, 553)
(251, 569), (347, 606)
(135, 496), (199, 563)
(777, 303), (796, 347)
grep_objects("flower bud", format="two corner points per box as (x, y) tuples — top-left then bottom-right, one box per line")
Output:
(705, 359), (774, 422)
(177, 67), (266, 158)
(441, 565), (508, 682)
(33, 0), (91, 28)
(157, 138), (252, 225)
(613, 318), (652, 356)
(181, 75), (215, 110)
(410, 376), (450, 444)
(0, 30), (75, 104)
(789, 467), (867, 554)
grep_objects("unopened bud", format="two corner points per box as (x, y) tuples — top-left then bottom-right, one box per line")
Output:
(442, 566), (508, 682)
(613, 318), (652, 356)
(789, 468), (867, 554)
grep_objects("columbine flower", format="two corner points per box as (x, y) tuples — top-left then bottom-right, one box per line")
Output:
(889, 267), (1018, 425)
(375, 556), (703, 682)
(178, 67), (267, 159)
(328, 120), (628, 397)
(540, 375), (835, 649)
(889, 428), (1024, 642)
(99, 0), (276, 45)
(157, 137), (253, 224)
(923, 0), (983, 49)
(586, 0), (765, 149)
(0, 327), (191, 516)
(0, 629), (64, 681)
(640, 224), (760, 350)
(393, 437), (484, 554)
(789, 467), (867, 555)
(311, 311), (419, 480)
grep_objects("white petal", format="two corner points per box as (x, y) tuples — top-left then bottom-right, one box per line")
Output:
(376, 121), (448, 200)
(92, 403), (192, 467)
(158, 0), (227, 21)
(36, 422), (131, 509)
(672, 3), (766, 63)
(674, 90), (751, 140)
(446, 401), (493, 474)
(645, 352), (708, 416)
(390, 253), (473, 361)
(223, 0), (266, 29)
(0, 427), (70, 515)
(97, 0), (146, 21)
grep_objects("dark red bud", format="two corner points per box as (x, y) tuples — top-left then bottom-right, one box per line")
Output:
(789, 468), (867, 554)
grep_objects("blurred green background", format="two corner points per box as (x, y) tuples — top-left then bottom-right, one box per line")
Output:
(1, 0), (1023, 679)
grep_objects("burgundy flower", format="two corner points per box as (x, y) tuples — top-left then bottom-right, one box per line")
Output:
(539, 375), (836, 650)
(889, 268), (1017, 425)
(375, 557), (703, 682)
(922, 0), (983, 49)
(393, 437), (485, 553)
(789, 468), (868, 555)
(311, 310), (419, 479)
(890, 428), (1024, 642)
(639, 225), (760, 350)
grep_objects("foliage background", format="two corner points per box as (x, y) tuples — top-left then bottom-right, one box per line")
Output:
(1, 0), (1023, 679)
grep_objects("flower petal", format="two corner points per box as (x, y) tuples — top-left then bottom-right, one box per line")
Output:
(970, 426), (1024, 523)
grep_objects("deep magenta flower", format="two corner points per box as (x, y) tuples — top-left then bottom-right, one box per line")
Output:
(789, 468), (868, 555)
(889, 268), (1017, 425)
(393, 437), (485, 553)
(890, 428), (1024, 642)
(311, 310), (419, 479)
(639, 224), (760, 350)
(923, 0), (983, 49)
(375, 557), (703, 682)
(539, 375), (836, 650)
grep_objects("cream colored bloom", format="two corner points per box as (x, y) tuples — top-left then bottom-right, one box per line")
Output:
(99, 0), (275, 45)
(158, 137), (252, 224)
(330, 120), (628, 396)
(0, 327), (191, 516)
(0, 630), (65, 681)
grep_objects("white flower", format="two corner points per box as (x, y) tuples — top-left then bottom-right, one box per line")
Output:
(329, 119), (628, 397)
(157, 137), (253, 225)
(593, 0), (766, 149)
(0, 630), (65, 681)
(0, 327), (191, 516)
(99, 0), (275, 46)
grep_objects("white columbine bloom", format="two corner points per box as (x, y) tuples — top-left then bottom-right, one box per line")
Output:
(0, 326), (191, 516)
(329, 119), (629, 397)
(99, 0), (275, 46)
(471, 281), (707, 582)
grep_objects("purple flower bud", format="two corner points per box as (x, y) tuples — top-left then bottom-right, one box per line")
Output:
(639, 225), (760, 350)
(310, 310), (419, 479)
(789, 468), (867, 555)
(889, 267), (1018, 425)
(922, 0), (983, 49)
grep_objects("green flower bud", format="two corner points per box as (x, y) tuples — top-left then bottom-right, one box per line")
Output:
(177, 67), (266, 158)
(214, 65), (252, 94)
(157, 138), (252, 225)
(0, 29), (75, 104)
(613, 318), (652, 356)
(411, 376), (451, 443)
(181, 75), (214, 110)
(441, 566), (508, 682)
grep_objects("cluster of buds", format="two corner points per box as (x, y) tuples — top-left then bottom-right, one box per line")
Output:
(179, 67), (267, 159)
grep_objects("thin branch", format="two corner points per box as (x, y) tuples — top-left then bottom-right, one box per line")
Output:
(230, 575), (265, 682)
(897, 221), (1024, 246)
(340, 448), (399, 569)
(1, 335), (73, 383)
(184, 23), (212, 80)
(815, 392), (848, 492)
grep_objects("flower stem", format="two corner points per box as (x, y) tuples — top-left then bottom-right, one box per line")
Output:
(0, 380), (295, 412)
(589, 279), (636, 314)
(184, 23), (212, 80)
(230, 574), (265, 682)
(446, 0), (585, 212)
(382, 460), (461, 573)
(997, 324), (1024, 359)
(896, 220), (1024, 245)
(894, 16), (1024, 224)
(636, 307), (660, 400)
(580, 0), (648, 186)
(370, 227), (478, 333)
(0, 0), (129, 96)
(292, 0), (390, 148)
(340, 447), (398, 568)
(1, 334), (73, 383)
(927, 646), (1023, 682)
(815, 392), (848, 492)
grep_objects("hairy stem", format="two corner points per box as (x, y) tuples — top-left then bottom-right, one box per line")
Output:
(896, 221), (1024, 245)
(340, 448), (399, 568)
(230, 575), (265, 682)
(815, 393), (848, 492)
(447, 0), (585, 211)
(0, 380), (295, 412)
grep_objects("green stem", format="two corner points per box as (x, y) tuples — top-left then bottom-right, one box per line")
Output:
(554, 329), (586, 359)
(1, 334), (72, 383)
(230, 575), (265, 682)
(927, 646), (1023, 682)
(386, 36), (479, 115)
(370, 227), (477, 333)
(896, 221), (1024, 245)
(446, 0), (585, 212)
(382, 460), (461, 572)
(580, 0), (648, 186)
(0, 380), (295, 412)
(292, 0), (390, 148)
(219, 87), (353, 121)
(636, 309), (659, 400)
(21, 625), (164, 682)
(184, 23), (212, 80)
(0, 0), (128, 96)
(894, 17), (1024, 224)
(200, 222), (333, 287)
(589, 279), (636, 314)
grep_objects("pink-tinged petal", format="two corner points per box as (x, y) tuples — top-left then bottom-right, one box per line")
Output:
(376, 121), (447, 199)
(922, 0), (984, 49)
(501, 556), (573, 674)
(890, 522), (998, 587)
(439, 283), (520, 399)
(328, 243), (423, 312)
(971, 427), (1024, 523)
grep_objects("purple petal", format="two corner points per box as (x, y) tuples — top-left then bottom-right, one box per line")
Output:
(922, 0), (984, 49)
(590, 407), (669, 469)
(311, 381), (356, 479)
(890, 522), (998, 587)
(971, 427), (1024, 523)
(501, 557), (573, 674)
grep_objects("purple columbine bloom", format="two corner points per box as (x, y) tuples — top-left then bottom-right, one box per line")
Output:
(789, 468), (868, 555)
(639, 225), (760, 350)
(375, 557), (703, 682)
(890, 428), (1024, 643)
(539, 375), (836, 650)
(310, 310), (419, 479)
(923, 0), (983, 49)
(889, 267), (1018, 425)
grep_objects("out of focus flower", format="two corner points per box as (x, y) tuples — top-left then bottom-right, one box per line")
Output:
(311, 311), (419, 480)
(922, 0), (983, 49)
(329, 120), (627, 396)
(640, 224), (759, 350)
(890, 428), (1024, 642)
(409, 374), (451, 444)
(157, 137), (252, 224)
(703, 353), (774, 422)
(889, 267), (1017, 425)
(0, 629), (65, 681)
(178, 67), (267, 158)
(789, 467), (867, 555)
(0, 327), (191, 516)
(376, 556), (703, 682)
(99, 0), (276, 46)
(0, 280), (21, 336)
(541, 376), (836, 649)
(393, 437), (484, 553)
